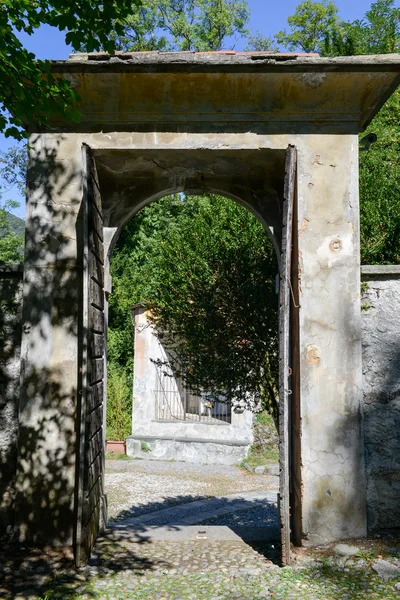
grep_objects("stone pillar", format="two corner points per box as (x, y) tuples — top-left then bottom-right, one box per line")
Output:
(15, 133), (83, 545)
(297, 135), (366, 545)
(129, 305), (158, 430)
(231, 406), (253, 431)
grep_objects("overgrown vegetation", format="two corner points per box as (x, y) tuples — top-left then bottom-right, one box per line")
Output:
(141, 441), (151, 452)
(106, 363), (132, 440)
(109, 194), (279, 422)
(244, 411), (280, 467)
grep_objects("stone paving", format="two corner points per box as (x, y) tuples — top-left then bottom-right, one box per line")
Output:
(2, 535), (400, 599)
(1, 459), (400, 599)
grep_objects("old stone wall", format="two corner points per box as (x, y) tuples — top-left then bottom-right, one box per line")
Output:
(0, 265), (23, 534)
(361, 265), (400, 532)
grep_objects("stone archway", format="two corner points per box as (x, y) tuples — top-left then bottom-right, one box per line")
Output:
(97, 145), (298, 566)
(13, 51), (400, 564)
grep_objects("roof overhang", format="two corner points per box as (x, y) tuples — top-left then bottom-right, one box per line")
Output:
(43, 52), (400, 134)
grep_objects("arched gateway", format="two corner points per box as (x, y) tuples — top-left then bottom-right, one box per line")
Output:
(12, 51), (400, 566)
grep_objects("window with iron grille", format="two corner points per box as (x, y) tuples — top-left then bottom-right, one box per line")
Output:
(154, 361), (231, 425)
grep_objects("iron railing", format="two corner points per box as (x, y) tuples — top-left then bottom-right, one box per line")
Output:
(154, 363), (231, 424)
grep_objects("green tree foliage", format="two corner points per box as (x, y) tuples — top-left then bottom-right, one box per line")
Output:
(244, 32), (277, 52)
(110, 0), (250, 52)
(0, 0), (141, 139)
(323, 0), (400, 56)
(362, 0), (400, 53)
(0, 145), (26, 195)
(142, 195), (278, 417)
(275, 0), (399, 56)
(276, 0), (400, 263)
(275, 1), (339, 53)
(359, 92), (400, 264)
(108, 195), (189, 374)
(110, 195), (279, 420)
(0, 200), (24, 263)
(0, 145), (26, 263)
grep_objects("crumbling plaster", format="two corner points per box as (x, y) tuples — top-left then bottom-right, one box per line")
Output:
(15, 52), (400, 548)
(19, 128), (365, 545)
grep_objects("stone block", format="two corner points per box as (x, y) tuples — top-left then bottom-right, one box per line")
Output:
(254, 466), (265, 474)
(334, 544), (360, 556)
(267, 465), (280, 476)
(125, 438), (142, 457)
(126, 436), (250, 465)
(372, 559), (400, 581)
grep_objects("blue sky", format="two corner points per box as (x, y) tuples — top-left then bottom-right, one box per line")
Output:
(16, 0), (374, 60)
(0, 0), (388, 217)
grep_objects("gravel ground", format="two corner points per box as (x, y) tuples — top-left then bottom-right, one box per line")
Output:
(105, 459), (279, 523)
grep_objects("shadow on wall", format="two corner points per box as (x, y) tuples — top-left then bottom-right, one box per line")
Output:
(361, 275), (400, 532)
(0, 267), (23, 534)
(307, 275), (400, 537)
(300, 294), (368, 543)
(0, 134), (86, 546)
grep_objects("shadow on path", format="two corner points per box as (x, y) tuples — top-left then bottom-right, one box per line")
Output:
(0, 491), (281, 598)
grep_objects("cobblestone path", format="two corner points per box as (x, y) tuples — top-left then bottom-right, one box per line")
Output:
(2, 534), (400, 599)
(1, 460), (399, 599)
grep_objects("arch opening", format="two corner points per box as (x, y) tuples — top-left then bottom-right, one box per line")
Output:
(93, 147), (287, 259)
(103, 186), (282, 546)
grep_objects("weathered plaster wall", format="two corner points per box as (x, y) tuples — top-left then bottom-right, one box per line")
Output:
(361, 266), (400, 532)
(15, 134), (84, 544)
(16, 53), (399, 551)
(296, 134), (366, 545)
(20, 128), (365, 546)
(52, 54), (400, 135)
(0, 266), (23, 533)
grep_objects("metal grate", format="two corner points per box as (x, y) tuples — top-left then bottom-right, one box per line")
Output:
(154, 362), (231, 425)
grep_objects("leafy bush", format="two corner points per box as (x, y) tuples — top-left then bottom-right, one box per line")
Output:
(106, 363), (132, 441)
(359, 90), (400, 264)
(140, 441), (151, 452)
(109, 194), (279, 420)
